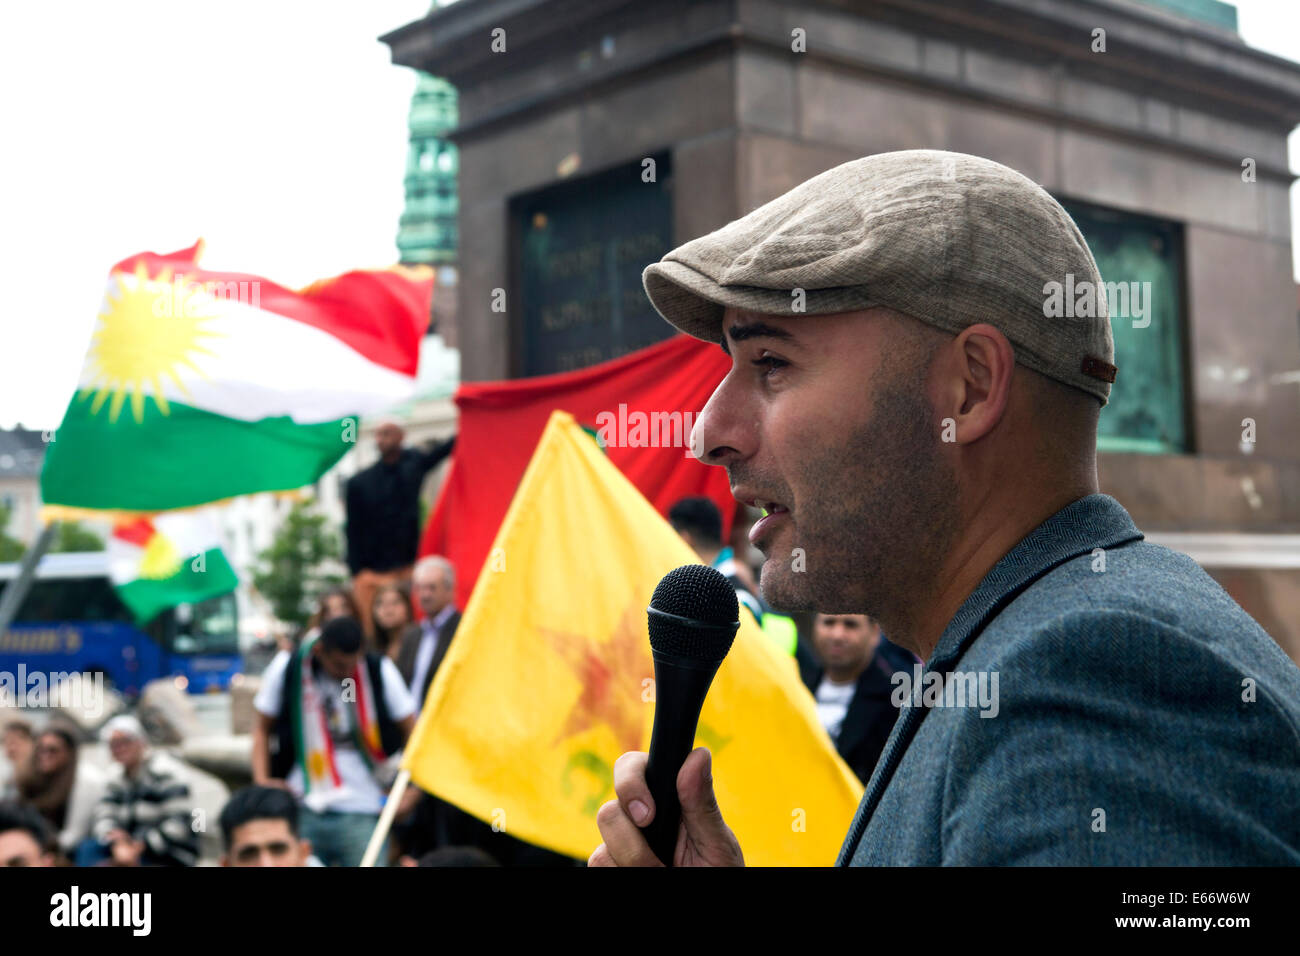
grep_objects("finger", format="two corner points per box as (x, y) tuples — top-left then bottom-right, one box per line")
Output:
(595, 798), (663, 867)
(611, 750), (654, 826)
(676, 748), (726, 835)
(587, 844), (615, 867)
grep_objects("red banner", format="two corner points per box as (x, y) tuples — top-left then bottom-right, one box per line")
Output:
(420, 334), (735, 609)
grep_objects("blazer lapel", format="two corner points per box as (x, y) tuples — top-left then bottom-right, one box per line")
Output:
(423, 610), (461, 702)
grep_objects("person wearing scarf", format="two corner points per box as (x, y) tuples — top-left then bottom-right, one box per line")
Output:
(252, 615), (416, 866)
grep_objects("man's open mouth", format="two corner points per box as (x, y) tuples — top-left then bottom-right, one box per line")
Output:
(742, 497), (790, 547)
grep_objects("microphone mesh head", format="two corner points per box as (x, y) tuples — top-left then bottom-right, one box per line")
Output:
(647, 564), (740, 663)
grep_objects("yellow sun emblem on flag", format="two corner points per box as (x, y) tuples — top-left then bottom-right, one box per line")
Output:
(79, 261), (224, 423)
(308, 750), (327, 780)
(138, 532), (182, 580)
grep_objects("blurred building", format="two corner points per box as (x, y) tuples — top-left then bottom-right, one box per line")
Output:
(0, 426), (48, 545)
(384, 0), (1300, 660)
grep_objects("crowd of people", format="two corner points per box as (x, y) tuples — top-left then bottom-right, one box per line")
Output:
(0, 425), (911, 868)
(0, 552), (559, 868)
(2, 715), (197, 867)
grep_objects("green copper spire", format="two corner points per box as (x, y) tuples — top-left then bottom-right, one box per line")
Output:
(396, 72), (458, 265)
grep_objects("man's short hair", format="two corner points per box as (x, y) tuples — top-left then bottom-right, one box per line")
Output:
(413, 554), (455, 589)
(416, 846), (499, 867)
(668, 497), (723, 546)
(101, 714), (147, 744)
(219, 785), (299, 849)
(319, 616), (364, 654)
(0, 801), (53, 851)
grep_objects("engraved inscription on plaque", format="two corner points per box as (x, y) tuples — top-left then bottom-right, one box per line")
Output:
(514, 154), (674, 376)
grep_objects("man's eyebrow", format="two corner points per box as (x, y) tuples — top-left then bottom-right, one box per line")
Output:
(719, 322), (796, 356)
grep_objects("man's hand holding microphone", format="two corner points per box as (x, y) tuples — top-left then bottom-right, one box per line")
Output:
(588, 747), (744, 866)
(589, 565), (747, 867)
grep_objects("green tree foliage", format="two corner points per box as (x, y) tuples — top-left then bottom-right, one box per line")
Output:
(49, 520), (105, 553)
(0, 503), (25, 562)
(252, 500), (343, 631)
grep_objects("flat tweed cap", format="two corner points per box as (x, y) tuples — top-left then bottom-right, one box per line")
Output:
(642, 149), (1115, 404)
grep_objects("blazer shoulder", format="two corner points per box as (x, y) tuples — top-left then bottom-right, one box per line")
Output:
(967, 603), (1300, 748)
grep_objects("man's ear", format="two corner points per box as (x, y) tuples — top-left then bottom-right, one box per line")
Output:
(939, 323), (1014, 444)
(219, 853), (229, 867)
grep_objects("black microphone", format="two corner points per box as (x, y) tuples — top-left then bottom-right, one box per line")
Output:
(641, 564), (740, 866)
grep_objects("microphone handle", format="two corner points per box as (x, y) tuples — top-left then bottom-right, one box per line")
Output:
(642, 652), (722, 866)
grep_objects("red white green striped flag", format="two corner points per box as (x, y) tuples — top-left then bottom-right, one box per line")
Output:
(41, 241), (432, 515)
(109, 512), (238, 624)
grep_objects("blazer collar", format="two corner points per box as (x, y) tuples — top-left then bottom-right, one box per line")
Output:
(925, 494), (1144, 673)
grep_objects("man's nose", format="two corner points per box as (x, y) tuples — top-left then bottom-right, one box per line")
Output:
(691, 373), (754, 467)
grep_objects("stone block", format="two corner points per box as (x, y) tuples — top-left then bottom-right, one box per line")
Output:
(1184, 226), (1300, 461)
(963, 48), (1056, 108)
(737, 47), (797, 136)
(1062, 77), (1142, 130)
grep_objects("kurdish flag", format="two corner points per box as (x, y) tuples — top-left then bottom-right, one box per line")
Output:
(41, 241), (431, 514)
(403, 411), (864, 865)
(108, 511), (238, 624)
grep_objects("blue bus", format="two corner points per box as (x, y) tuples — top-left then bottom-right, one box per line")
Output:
(0, 552), (241, 696)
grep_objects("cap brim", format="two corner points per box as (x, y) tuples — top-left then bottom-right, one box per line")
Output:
(643, 260), (888, 344)
(642, 261), (735, 343)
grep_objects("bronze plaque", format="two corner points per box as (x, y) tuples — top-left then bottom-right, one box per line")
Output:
(514, 154), (674, 376)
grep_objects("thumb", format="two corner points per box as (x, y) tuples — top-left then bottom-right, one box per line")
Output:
(676, 747), (725, 836)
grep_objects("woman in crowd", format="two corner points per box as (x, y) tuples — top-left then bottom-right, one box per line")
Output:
(19, 725), (107, 862)
(371, 583), (416, 660)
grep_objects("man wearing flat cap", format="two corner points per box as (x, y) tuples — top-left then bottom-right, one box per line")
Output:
(590, 149), (1300, 867)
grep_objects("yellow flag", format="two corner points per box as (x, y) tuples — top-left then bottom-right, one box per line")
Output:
(402, 410), (863, 864)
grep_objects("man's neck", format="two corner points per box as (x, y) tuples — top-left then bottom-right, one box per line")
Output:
(895, 483), (1096, 662)
(380, 449), (402, 465)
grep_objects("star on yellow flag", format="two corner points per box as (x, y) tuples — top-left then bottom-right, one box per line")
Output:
(401, 410), (863, 864)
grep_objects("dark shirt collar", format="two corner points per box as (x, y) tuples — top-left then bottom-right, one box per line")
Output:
(927, 493), (1143, 671)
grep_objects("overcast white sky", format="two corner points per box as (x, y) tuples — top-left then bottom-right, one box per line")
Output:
(0, 0), (1297, 429)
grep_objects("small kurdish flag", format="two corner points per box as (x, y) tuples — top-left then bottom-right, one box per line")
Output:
(108, 511), (238, 624)
(41, 241), (432, 515)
